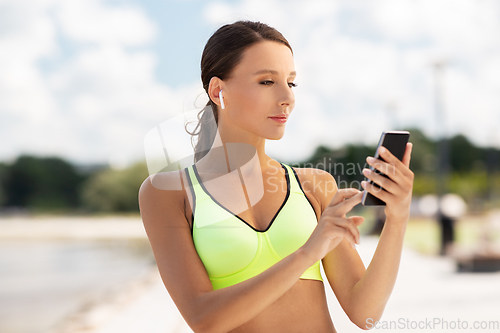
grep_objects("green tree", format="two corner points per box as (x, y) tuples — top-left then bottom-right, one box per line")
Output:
(0, 162), (7, 207)
(287, 128), (499, 207)
(403, 127), (436, 174)
(80, 162), (149, 212)
(449, 134), (483, 172)
(3, 155), (85, 211)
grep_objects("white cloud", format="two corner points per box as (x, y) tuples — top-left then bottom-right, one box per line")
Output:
(0, 1), (58, 123)
(55, 0), (157, 46)
(2, 0), (500, 167)
(0, 0), (192, 167)
(202, 0), (500, 162)
(371, 0), (500, 51)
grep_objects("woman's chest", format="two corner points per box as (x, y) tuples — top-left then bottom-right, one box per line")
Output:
(192, 192), (319, 280)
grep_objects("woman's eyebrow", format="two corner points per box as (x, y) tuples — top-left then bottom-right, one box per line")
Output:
(253, 69), (297, 77)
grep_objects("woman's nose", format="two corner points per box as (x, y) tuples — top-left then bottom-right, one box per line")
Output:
(279, 83), (295, 107)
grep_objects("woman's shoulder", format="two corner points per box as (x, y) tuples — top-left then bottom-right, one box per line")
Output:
(139, 169), (188, 196)
(288, 166), (337, 212)
(288, 165), (335, 185)
(139, 169), (191, 223)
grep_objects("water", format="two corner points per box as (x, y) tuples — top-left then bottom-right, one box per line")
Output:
(0, 239), (156, 333)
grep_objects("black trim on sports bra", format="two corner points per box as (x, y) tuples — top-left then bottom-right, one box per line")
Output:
(184, 167), (196, 237)
(290, 167), (319, 221)
(192, 162), (290, 233)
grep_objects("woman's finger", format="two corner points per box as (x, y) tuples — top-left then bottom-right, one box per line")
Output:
(331, 225), (358, 250)
(401, 142), (413, 168)
(366, 156), (401, 184)
(377, 145), (413, 178)
(331, 217), (361, 244)
(361, 180), (391, 203)
(332, 191), (363, 217)
(362, 168), (399, 195)
(348, 215), (365, 227)
(328, 188), (362, 207)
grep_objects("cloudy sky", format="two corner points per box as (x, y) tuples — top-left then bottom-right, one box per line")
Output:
(2, 0), (500, 170)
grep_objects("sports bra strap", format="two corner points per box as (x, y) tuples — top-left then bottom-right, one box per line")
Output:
(186, 162), (305, 204)
(281, 163), (303, 195)
(186, 165), (210, 203)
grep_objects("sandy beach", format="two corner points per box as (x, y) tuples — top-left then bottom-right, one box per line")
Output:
(52, 236), (500, 333)
(0, 215), (148, 240)
(2, 216), (499, 332)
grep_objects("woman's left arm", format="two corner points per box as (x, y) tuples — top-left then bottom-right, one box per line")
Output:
(348, 142), (414, 329)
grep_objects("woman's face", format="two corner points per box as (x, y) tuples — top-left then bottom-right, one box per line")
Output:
(220, 41), (296, 141)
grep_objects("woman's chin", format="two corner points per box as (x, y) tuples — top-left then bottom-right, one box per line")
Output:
(266, 131), (286, 140)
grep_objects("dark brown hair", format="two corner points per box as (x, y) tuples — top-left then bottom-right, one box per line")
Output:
(185, 20), (293, 163)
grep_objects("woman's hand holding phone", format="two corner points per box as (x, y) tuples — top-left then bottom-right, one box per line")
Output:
(361, 143), (414, 222)
(300, 141), (414, 263)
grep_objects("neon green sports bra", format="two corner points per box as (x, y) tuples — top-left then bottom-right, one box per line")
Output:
(184, 162), (323, 290)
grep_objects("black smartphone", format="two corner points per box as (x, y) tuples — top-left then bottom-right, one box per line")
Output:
(362, 130), (410, 206)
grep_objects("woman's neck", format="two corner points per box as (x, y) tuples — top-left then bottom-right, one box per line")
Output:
(196, 129), (278, 176)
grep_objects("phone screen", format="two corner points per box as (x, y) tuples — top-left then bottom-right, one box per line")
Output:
(362, 131), (410, 206)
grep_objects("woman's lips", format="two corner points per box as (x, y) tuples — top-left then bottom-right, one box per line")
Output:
(269, 117), (287, 123)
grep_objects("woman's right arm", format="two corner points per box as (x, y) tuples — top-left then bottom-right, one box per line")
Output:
(138, 171), (362, 333)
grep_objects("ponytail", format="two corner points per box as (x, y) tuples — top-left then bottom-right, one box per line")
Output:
(185, 100), (219, 163)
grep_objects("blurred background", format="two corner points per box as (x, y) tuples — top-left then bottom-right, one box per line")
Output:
(1, 0), (499, 332)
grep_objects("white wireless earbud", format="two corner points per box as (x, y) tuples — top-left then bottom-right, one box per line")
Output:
(219, 90), (225, 109)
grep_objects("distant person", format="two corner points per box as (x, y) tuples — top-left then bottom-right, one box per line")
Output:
(439, 211), (455, 256)
(139, 20), (414, 332)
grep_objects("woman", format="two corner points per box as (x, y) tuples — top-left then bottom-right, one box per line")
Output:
(139, 20), (414, 332)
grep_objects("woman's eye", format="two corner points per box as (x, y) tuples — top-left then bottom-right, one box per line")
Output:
(259, 80), (297, 88)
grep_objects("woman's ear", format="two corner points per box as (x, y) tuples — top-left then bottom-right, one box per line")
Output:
(208, 77), (224, 109)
